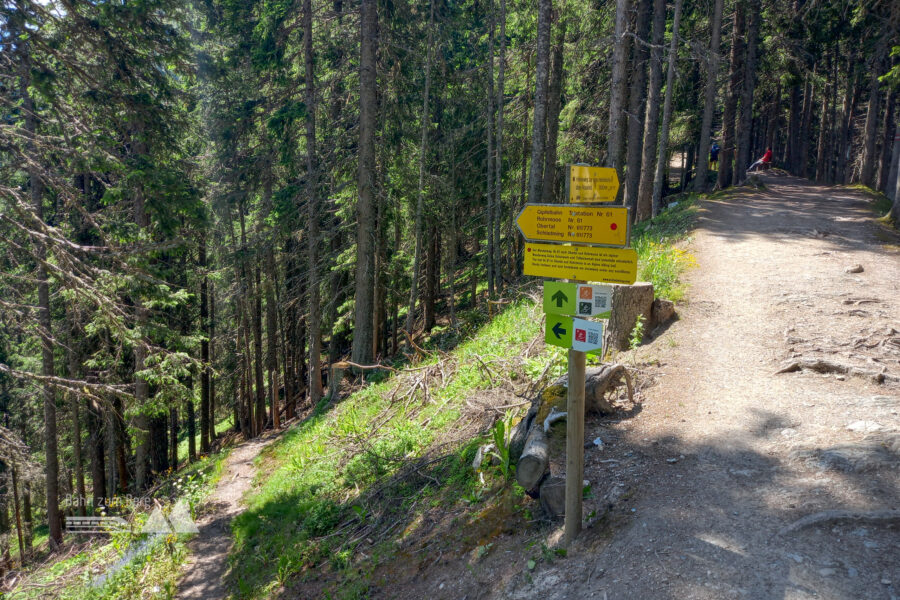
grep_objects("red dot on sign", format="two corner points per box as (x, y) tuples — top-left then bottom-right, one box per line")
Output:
(527, 248), (531, 252)
(611, 223), (618, 230)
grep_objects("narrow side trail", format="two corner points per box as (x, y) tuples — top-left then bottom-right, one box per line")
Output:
(497, 173), (899, 600)
(176, 434), (273, 600)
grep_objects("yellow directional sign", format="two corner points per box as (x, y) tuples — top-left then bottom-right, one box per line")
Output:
(524, 242), (637, 285)
(569, 165), (620, 203)
(516, 204), (629, 247)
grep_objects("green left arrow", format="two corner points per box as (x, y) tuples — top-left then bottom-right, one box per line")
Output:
(545, 315), (573, 349)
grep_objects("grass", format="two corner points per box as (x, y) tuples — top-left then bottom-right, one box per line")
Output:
(228, 298), (560, 599)
(631, 196), (699, 302)
(844, 183), (897, 230)
(4, 448), (232, 600)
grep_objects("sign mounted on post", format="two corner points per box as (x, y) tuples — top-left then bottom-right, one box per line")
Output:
(543, 281), (613, 318)
(516, 205), (629, 247)
(524, 243), (638, 285)
(569, 165), (620, 203)
(545, 315), (604, 353)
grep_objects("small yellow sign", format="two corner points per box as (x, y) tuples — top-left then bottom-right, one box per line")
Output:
(569, 165), (620, 203)
(516, 204), (629, 247)
(524, 242), (637, 285)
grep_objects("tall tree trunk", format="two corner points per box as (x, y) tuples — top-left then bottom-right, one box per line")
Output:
(200, 236), (211, 453)
(208, 285), (216, 438)
(717, 0), (745, 189)
(11, 467), (25, 566)
(766, 80), (780, 153)
(836, 63), (858, 184)
(253, 268), (266, 431)
(798, 72), (816, 178)
(169, 407), (178, 468)
(607, 0), (630, 176)
(876, 89), (896, 192)
(187, 383), (196, 461)
(494, 0), (506, 294)
(352, 0), (378, 367)
(65, 320), (86, 516)
(265, 246), (280, 430)
(486, 0), (496, 297)
(406, 0), (435, 329)
(815, 84), (830, 182)
(541, 17), (566, 204)
(526, 0), (552, 205)
(693, 0), (724, 192)
(304, 0), (324, 406)
(785, 83), (802, 170)
(22, 49), (62, 547)
(735, 0), (760, 184)
(860, 46), (885, 187)
(623, 0), (652, 219)
(652, 0), (683, 216)
(637, 0), (666, 221)
(424, 225), (437, 332)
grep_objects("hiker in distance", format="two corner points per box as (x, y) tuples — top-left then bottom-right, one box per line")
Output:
(748, 147), (773, 173)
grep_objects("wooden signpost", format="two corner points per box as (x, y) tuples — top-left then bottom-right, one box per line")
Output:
(517, 164), (632, 547)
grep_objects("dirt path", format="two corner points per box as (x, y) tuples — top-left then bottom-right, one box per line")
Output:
(176, 435), (272, 600)
(502, 173), (900, 599)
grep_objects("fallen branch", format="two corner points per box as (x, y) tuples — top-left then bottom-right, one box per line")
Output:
(778, 510), (900, 536)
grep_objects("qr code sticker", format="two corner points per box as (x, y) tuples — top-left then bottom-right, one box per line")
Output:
(594, 295), (607, 309)
(587, 331), (599, 345)
(579, 301), (592, 315)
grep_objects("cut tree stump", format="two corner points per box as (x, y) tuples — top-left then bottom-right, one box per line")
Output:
(538, 476), (566, 519)
(606, 282), (654, 351)
(585, 364), (634, 414)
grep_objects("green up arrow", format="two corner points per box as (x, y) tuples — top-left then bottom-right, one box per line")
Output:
(551, 289), (568, 308)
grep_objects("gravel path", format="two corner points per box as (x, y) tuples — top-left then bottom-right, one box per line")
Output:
(506, 173), (900, 599)
(176, 435), (272, 600)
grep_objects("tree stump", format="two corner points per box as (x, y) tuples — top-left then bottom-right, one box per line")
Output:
(516, 423), (550, 491)
(605, 282), (654, 351)
(538, 476), (566, 519)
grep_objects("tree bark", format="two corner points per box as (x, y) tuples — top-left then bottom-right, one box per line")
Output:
(200, 235), (211, 453)
(352, 0), (377, 367)
(494, 0), (506, 294)
(637, 0), (666, 221)
(526, 0), (552, 205)
(860, 45), (885, 187)
(607, 0), (630, 177)
(623, 0), (652, 218)
(693, 0), (724, 192)
(798, 72), (816, 178)
(835, 61), (858, 184)
(22, 47), (62, 547)
(735, 0), (760, 184)
(304, 0), (324, 406)
(652, 0), (683, 216)
(11, 467), (25, 566)
(876, 89), (896, 192)
(718, 0), (745, 189)
(486, 0), (496, 297)
(541, 16), (566, 204)
(407, 0), (436, 329)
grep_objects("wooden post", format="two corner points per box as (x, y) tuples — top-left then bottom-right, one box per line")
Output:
(564, 349), (586, 546)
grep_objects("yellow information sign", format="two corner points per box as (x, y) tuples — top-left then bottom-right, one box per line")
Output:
(569, 165), (620, 203)
(516, 204), (629, 247)
(523, 242), (637, 285)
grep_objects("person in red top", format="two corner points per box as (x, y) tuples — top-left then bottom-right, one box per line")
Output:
(748, 147), (773, 172)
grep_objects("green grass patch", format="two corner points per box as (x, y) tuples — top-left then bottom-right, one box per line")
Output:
(632, 197), (699, 301)
(228, 299), (554, 599)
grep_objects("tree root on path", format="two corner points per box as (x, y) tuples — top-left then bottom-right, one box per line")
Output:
(775, 358), (898, 384)
(778, 510), (900, 536)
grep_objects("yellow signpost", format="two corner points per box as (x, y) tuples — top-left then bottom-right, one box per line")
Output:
(523, 242), (637, 285)
(515, 204), (629, 247)
(568, 165), (620, 203)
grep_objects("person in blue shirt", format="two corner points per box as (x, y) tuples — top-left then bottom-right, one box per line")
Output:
(709, 141), (720, 170)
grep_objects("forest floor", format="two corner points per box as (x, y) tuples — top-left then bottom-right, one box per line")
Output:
(175, 433), (278, 599)
(385, 172), (900, 599)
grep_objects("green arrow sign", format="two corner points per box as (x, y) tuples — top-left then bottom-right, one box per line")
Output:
(544, 314), (604, 354)
(543, 281), (613, 318)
